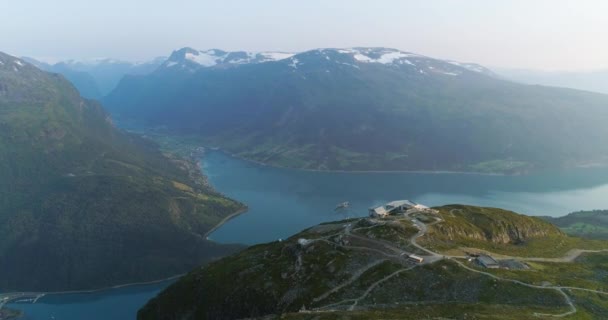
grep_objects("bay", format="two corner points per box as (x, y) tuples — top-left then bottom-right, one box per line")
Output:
(9, 150), (608, 319)
(205, 151), (608, 245)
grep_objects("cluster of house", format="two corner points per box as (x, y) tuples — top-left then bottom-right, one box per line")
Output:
(368, 200), (431, 218)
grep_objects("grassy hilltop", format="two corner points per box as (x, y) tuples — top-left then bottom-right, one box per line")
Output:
(139, 205), (608, 320)
(542, 210), (608, 240)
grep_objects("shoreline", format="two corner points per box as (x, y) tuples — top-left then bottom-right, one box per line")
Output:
(2, 205), (249, 303)
(0, 274), (183, 308)
(209, 148), (507, 176)
(43, 274), (184, 297)
(124, 125), (608, 176)
(204, 207), (249, 239)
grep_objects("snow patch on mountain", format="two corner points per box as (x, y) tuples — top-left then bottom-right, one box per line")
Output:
(259, 52), (295, 62)
(289, 58), (300, 69)
(447, 61), (488, 73)
(160, 47), (494, 78)
(185, 51), (219, 67)
(338, 48), (420, 65)
(338, 62), (359, 69)
(170, 48), (296, 69)
(375, 51), (416, 64)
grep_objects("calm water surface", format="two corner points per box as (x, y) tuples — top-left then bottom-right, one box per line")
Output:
(205, 151), (608, 244)
(6, 281), (172, 320)
(9, 151), (608, 319)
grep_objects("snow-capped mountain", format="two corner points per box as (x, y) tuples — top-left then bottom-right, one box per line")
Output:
(162, 47), (295, 69)
(104, 46), (608, 173)
(160, 47), (495, 77)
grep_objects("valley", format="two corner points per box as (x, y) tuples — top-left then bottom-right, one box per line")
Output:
(7, 150), (608, 319)
(6, 2), (608, 320)
(104, 47), (608, 174)
(0, 53), (246, 292)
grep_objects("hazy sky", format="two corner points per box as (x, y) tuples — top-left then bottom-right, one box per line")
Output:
(3, 0), (607, 71)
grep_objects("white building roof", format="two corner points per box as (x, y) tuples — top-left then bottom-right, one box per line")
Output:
(386, 200), (416, 208)
(371, 206), (388, 215)
(370, 200), (423, 217)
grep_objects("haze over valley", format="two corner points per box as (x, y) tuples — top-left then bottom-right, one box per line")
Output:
(3, 1), (608, 319)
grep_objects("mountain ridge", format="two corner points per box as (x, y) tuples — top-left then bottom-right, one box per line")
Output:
(104, 46), (608, 174)
(22, 56), (165, 98)
(0, 51), (244, 291)
(157, 46), (494, 76)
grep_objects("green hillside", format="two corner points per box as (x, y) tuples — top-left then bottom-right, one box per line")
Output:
(138, 205), (608, 320)
(543, 210), (608, 240)
(0, 52), (244, 291)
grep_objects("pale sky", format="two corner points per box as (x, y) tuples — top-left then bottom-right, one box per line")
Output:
(2, 0), (607, 71)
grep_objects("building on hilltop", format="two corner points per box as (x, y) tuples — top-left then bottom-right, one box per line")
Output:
(369, 200), (417, 218)
(476, 254), (499, 269)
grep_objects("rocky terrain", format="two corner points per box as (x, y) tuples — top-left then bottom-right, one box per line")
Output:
(138, 205), (608, 319)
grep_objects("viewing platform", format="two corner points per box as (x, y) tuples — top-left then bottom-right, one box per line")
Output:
(369, 200), (431, 218)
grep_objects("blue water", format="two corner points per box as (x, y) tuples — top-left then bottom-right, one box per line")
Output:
(9, 150), (608, 319)
(6, 281), (172, 320)
(205, 151), (608, 245)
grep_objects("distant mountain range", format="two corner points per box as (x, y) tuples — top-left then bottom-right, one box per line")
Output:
(154, 47), (494, 75)
(104, 47), (608, 173)
(0, 52), (243, 291)
(22, 56), (165, 99)
(496, 68), (608, 95)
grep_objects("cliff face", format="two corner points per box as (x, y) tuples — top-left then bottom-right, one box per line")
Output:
(424, 205), (563, 245)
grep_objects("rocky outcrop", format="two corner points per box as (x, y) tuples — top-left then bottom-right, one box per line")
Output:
(428, 205), (563, 245)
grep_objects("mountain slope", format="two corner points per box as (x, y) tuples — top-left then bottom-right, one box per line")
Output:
(138, 205), (608, 320)
(0, 52), (244, 291)
(496, 68), (608, 95)
(21, 57), (102, 99)
(543, 210), (608, 239)
(23, 56), (165, 98)
(104, 47), (608, 173)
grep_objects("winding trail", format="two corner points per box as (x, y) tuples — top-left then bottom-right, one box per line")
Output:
(348, 266), (417, 311)
(520, 249), (608, 263)
(313, 259), (387, 303)
(451, 259), (577, 317)
(308, 211), (608, 317)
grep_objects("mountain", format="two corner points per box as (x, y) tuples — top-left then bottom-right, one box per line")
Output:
(22, 57), (102, 99)
(542, 210), (608, 239)
(138, 205), (608, 319)
(496, 68), (608, 95)
(104, 47), (608, 174)
(159, 47), (297, 69)
(0, 52), (244, 291)
(23, 56), (165, 99)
